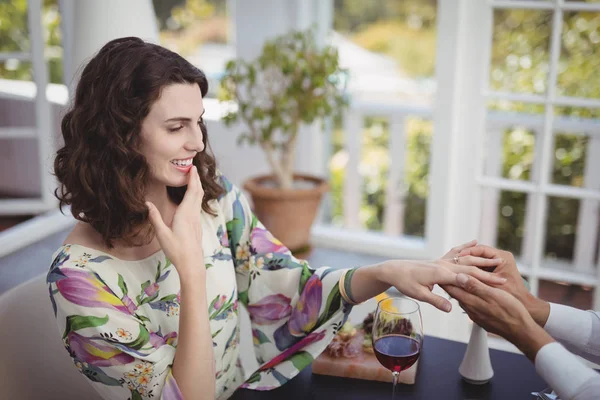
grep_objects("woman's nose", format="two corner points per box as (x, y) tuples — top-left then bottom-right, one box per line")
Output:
(185, 124), (204, 152)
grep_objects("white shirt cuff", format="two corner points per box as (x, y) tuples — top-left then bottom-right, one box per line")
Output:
(544, 303), (592, 346)
(535, 342), (597, 400)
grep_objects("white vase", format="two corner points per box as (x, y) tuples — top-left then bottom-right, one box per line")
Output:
(459, 323), (494, 384)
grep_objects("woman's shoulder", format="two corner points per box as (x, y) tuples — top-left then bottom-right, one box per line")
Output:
(215, 173), (244, 206)
(61, 221), (105, 251)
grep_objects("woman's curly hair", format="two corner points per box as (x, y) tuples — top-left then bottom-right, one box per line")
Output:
(54, 37), (224, 248)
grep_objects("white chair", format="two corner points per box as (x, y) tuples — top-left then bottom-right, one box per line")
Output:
(0, 274), (102, 400)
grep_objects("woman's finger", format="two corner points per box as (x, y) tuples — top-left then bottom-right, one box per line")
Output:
(181, 166), (201, 208)
(454, 239), (477, 253)
(146, 201), (171, 241)
(417, 289), (453, 313)
(445, 240), (478, 258)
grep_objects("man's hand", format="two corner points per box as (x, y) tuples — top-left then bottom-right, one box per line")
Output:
(458, 245), (550, 326)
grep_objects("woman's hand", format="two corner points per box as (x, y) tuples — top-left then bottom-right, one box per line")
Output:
(146, 165), (205, 278)
(442, 239), (503, 269)
(379, 259), (507, 312)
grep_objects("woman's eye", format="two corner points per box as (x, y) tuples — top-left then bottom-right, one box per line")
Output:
(169, 125), (183, 132)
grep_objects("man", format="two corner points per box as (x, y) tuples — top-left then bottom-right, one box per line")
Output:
(444, 245), (600, 400)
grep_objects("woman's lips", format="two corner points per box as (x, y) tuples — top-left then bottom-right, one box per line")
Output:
(172, 163), (193, 173)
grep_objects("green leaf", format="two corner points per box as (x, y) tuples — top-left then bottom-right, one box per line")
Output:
(238, 290), (249, 306)
(83, 364), (122, 386)
(140, 280), (151, 292)
(126, 324), (150, 350)
(212, 327), (224, 339)
(316, 284), (343, 328)
(287, 351), (313, 372)
(117, 274), (128, 296)
(245, 371), (261, 384)
(155, 261), (162, 281)
(253, 329), (271, 344)
(298, 263), (312, 295)
(136, 314), (151, 323)
(159, 294), (178, 302)
(208, 294), (219, 310)
(140, 292), (159, 305)
(130, 389), (143, 400)
(63, 315), (109, 339)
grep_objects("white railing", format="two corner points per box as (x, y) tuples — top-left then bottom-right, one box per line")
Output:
(329, 97), (600, 292)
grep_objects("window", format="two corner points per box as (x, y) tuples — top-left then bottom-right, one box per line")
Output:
(324, 0), (438, 243)
(480, 0), (600, 309)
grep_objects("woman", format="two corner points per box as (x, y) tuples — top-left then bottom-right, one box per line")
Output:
(48, 37), (505, 400)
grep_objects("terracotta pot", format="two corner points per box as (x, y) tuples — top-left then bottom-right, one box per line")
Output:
(243, 174), (329, 259)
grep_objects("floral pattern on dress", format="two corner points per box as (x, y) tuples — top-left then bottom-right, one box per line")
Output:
(48, 174), (353, 399)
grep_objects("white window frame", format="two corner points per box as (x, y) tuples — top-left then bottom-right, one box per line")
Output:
(472, 0), (600, 307)
(311, 0), (600, 309)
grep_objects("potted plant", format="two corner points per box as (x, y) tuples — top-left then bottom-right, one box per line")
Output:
(219, 29), (348, 257)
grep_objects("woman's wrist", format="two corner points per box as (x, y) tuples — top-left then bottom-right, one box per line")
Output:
(378, 260), (400, 287)
(343, 262), (393, 305)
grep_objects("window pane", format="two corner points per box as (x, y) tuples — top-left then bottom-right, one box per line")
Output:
(538, 279), (593, 310)
(501, 127), (537, 182)
(0, 60), (32, 81)
(326, 116), (346, 227)
(403, 117), (432, 238)
(0, 0), (30, 53)
(360, 116), (389, 231)
(486, 102), (545, 182)
(333, 0), (437, 99)
(545, 196), (581, 261)
(551, 133), (588, 187)
(326, 114), (432, 237)
(497, 190), (529, 257)
(557, 11), (600, 99)
(0, 1), (63, 84)
(490, 9), (553, 95)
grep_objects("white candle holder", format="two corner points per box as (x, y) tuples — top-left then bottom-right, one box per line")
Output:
(459, 323), (494, 384)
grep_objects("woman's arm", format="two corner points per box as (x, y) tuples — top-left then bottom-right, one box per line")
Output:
(171, 270), (215, 400)
(146, 166), (215, 399)
(348, 259), (507, 312)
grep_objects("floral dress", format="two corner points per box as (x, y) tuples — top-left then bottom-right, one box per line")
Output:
(47, 175), (353, 400)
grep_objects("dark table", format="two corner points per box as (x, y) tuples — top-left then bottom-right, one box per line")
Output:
(231, 335), (548, 399)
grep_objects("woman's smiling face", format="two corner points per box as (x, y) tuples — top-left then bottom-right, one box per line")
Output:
(139, 83), (205, 189)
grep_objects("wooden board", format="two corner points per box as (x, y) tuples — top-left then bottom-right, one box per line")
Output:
(312, 329), (419, 384)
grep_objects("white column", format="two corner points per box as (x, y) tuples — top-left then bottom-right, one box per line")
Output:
(233, 0), (295, 61)
(63, 0), (159, 89)
(426, 0), (491, 255)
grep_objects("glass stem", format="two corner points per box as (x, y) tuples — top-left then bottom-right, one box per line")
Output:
(392, 371), (400, 400)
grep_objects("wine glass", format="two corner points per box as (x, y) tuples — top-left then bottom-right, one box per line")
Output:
(372, 297), (423, 399)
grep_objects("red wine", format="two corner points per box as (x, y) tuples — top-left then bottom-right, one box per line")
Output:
(373, 334), (421, 373)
